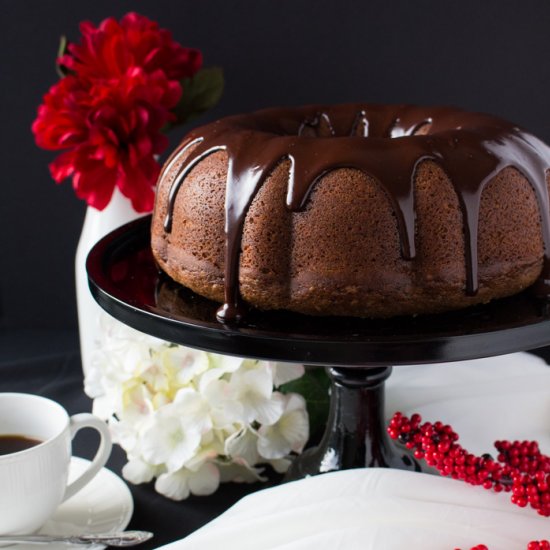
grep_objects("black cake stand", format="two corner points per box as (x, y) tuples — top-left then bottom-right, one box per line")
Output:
(86, 216), (550, 480)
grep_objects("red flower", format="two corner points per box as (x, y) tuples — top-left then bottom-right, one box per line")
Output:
(32, 13), (203, 212)
(59, 13), (202, 83)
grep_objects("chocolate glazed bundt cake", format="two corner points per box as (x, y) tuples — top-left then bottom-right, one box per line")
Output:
(150, 104), (550, 322)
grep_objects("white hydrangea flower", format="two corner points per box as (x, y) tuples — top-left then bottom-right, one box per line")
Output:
(267, 457), (292, 474)
(140, 416), (200, 473)
(87, 313), (310, 500)
(268, 362), (306, 387)
(217, 461), (266, 483)
(229, 362), (285, 425)
(257, 393), (310, 459)
(208, 353), (246, 375)
(200, 377), (244, 430)
(108, 416), (140, 452)
(155, 461), (220, 500)
(172, 388), (213, 435)
(120, 380), (154, 421)
(224, 427), (261, 467)
(163, 346), (210, 386)
(122, 457), (161, 484)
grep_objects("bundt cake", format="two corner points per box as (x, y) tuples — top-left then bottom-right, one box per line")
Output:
(150, 104), (550, 322)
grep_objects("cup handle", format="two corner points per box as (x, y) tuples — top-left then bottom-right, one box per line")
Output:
(62, 413), (113, 502)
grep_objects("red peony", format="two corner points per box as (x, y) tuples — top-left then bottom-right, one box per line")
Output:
(58, 13), (202, 83)
(32, 13), (215, 212)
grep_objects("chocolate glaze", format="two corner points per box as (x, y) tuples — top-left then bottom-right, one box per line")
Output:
(161, 104), (550, 322)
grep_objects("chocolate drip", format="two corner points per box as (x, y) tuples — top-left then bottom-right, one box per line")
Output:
(161, 104), (550, 321)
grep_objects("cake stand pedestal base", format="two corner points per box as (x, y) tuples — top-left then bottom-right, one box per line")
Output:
(286, 366), (420, 480)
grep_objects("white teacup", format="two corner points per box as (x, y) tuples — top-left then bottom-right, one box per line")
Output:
(0, 393), (112, 534)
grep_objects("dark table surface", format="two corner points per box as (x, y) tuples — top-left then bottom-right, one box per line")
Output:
(2, 328), (550, 549)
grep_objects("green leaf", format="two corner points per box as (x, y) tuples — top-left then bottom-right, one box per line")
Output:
(56, 35), (70, 79)
(171, 66), (224, 127)
(280, 368), (330, 444)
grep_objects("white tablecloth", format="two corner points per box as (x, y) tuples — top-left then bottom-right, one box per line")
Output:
(160, 352), (550, 549)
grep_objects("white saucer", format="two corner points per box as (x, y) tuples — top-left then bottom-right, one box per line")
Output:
(26, 456), (133, 549)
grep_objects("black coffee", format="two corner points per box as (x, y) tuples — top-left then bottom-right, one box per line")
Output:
(0, 434), (42, 455)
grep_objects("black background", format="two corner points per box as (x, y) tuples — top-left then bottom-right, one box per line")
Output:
(2, 4), (550, 544)
(2, 0), (550, 331)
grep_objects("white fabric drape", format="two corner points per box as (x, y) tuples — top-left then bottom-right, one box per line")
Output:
(159, 352), (550, 549)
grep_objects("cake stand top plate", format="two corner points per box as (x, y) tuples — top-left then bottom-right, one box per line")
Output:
(86, 216), (550, 367)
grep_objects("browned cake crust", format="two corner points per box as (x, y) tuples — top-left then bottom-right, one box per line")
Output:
(151, 104), (550, 318)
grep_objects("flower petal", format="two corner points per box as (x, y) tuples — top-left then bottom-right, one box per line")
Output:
(122, 457), (159, 484)
(140, 411), (201, 471)
(217, 462), (266, 483)
(72, 161), (117, 210)
(224, 427), (261, 467)
(245, 391), (285, 426)
(188, 462), (220, 496)
(257, 393), (309, 459)
(49, 151), (77, 182)
(272, 362), (305, 387)
(155, 469), (190, 501)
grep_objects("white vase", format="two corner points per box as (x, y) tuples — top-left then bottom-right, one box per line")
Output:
(75, 188), (144, 376)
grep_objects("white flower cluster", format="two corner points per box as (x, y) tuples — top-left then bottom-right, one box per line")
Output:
(85, 315), (309, 500)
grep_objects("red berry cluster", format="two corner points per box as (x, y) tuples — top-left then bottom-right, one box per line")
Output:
(387, 412), (550, 516)
(455, 543), (550, 550)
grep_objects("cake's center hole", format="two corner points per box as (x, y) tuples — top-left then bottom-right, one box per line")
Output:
(297, 112), (433, 139)
(298, 113), (335, 138)
(389, 118), (433, 139)
(298, 111), (370, 138)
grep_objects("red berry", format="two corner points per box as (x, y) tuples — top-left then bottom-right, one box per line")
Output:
(388, 411), (550, 519)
